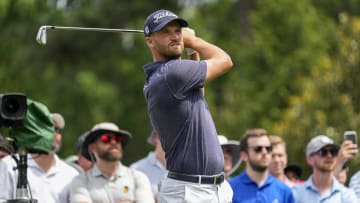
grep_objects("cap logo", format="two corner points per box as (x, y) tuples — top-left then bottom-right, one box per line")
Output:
(153, 11), (177, 24)
(144, 26), (149, 35)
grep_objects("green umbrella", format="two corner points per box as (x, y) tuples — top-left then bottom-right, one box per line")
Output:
(9, 99), (55, 154)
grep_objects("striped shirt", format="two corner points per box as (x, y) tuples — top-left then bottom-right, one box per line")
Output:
(349, 170), (360, 201)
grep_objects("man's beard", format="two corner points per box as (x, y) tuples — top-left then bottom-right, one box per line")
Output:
(164, 52), (181, 60)
(157, 44), (182, 59)
(98, 150), (122, 162)
(315, 161), (334, 173)
(248, 157), (268, 172)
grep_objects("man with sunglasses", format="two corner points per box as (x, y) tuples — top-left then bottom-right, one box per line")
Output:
(229, 128), (295, 203)
(69, 122), (154, 203)
(292, 135), (357, 203)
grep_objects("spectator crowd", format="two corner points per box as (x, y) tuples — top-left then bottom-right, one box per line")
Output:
(1, 101), (359, 203)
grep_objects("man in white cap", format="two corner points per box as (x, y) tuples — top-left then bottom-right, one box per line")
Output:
(292, 135), (357, 202)
(130, 130), (167, 202)
(69, 122), (154, 203)
(218, 135), (241, 178)
(51, 113), (65, 153)
(51, 113), (65, 132)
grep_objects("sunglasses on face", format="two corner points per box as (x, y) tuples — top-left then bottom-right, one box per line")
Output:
(250, 146), (273, 153)
(315, 148), (339, 157)
(99, 134), (122, 144)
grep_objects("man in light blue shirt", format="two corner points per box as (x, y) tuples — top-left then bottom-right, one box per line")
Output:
(292, 135), (357, 203)
(130, 130), (168, 200)
(349, 170), (360, 201)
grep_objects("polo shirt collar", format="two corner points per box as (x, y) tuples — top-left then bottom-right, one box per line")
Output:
(240, 171), (274, 188)
(305, 175), (341, 195)
(91, 162), (126, 178)
(143, 61), (165, 76)
(27, 153), (61, 176)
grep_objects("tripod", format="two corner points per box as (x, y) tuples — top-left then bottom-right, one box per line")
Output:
(6, 148), (37, 203)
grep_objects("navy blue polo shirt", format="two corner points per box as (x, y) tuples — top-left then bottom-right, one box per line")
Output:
(143, 59), (224, 175)
(229, 172), (295, 203)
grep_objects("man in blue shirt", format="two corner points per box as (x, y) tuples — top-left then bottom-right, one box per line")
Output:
(229, 128), (295, 203)
(292, 135), (357, 203)
(143, 9), (233, 202)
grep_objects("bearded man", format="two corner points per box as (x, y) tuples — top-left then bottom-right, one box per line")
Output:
(292, 135), (357, 203)
(69, 122), (154, 203)
(229, 128), (295, 203)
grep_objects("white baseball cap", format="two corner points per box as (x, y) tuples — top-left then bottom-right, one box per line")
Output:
(51, 113), (65, 129)
(306, 135), (339, 157)
(218, 135), (241, 176)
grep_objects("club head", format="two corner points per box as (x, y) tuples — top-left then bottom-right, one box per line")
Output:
(36, 26), (47, 45)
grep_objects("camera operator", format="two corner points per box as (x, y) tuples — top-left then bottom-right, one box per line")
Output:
(0, 99), (79, 203)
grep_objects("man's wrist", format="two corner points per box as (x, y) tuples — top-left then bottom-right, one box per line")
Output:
(186, 48), (198, 55)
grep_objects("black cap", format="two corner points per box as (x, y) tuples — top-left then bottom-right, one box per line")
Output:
(284, 163), (303, 178)
(76, 131), (92, 161)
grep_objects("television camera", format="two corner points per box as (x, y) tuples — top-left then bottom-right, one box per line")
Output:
(0, 93), (37, 203)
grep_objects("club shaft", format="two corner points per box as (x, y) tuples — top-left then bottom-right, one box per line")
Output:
(44, 25), (143, 33)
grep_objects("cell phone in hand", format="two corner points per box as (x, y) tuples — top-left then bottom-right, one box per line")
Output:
(344, 130), (357, 145)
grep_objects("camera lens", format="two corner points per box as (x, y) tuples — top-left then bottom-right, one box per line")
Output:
(4, 98), (20, 114)
(0, 93), (27, 127)
(0, 94), (27, 119)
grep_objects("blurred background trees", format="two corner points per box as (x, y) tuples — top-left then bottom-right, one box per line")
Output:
(1, 0), (360, 181)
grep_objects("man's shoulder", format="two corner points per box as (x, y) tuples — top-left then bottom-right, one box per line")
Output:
(129, 157), (148, 169)
(0, 155), (16, 168)
(121, 165), (152, 186)
(125, 165), (148, 178)
(228, 172), (248, 187)
(292, 180), (308, 192)
(166, 59), (205, 69)
(268, 176), (292, 190)
(57, 158), (80, 175)
(350, 170), (360, 181)
(130, 152), (156, 167)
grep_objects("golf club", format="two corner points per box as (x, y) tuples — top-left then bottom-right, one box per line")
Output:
(36, 25), (144, 45)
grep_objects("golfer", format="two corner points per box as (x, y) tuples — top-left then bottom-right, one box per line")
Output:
(143, 9), (233, 202)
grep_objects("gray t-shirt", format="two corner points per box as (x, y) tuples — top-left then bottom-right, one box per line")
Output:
(143, 59), (224, 175)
